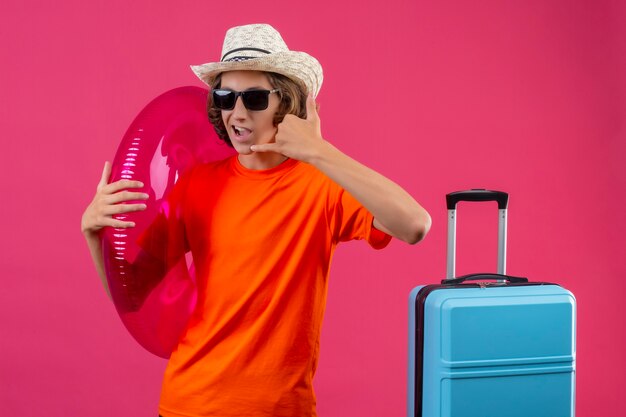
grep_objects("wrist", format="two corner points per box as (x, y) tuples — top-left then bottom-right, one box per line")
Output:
(308, 139), (336, 166)
(82, 226), (102, 240)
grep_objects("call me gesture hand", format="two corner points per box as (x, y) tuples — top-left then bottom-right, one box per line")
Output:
(251, 94), (324, 164)
(254, 93), (431, 245)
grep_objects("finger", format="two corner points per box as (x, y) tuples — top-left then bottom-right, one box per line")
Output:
(108, 219), (138, 229)
(104, 179), (145, 194)
(98, 161), (111, 189)
(102, 203), (147, 216)
(250, 143), (280, 153)
(104, 191), (150, 205)
(306, 93), (319, 122)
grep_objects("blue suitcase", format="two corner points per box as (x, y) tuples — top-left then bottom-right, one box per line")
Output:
(408, 190), (576, 417)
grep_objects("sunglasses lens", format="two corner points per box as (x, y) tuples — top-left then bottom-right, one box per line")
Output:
(212, 90), (236, 110)
(212, 89), (272, 111)
(242, 90), (270, 111)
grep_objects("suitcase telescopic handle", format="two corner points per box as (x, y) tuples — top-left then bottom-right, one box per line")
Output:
(446, 189), (509, 210)
(446, 189), (509, 281)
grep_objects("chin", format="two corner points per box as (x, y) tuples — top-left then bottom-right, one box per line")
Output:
(230, 141), (253, 155)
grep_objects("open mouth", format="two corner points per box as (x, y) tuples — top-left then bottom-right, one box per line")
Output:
(233, 126), (252, 138)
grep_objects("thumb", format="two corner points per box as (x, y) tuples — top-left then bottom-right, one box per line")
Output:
(98, 161), (111, 188)
(306, 93), (319, 122)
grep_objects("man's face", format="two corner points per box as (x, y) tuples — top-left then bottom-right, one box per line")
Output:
(219, 70), (280, 156)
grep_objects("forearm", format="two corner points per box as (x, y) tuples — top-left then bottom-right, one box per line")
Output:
(81, 161), (157, 304)
(83, 231), (112, 299)
(310, 141), (431, 244)
(83, 229), (170, 310)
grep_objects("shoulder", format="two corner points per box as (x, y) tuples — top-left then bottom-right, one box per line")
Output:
(290, 161), (343, 202)
(171, 156), (234, 194)
(191, 155), (234, 177)
(293, 160), (333, 183)
(203, 155), (234, 171)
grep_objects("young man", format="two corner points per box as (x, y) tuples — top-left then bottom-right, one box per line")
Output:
(82, 23), (431, 417)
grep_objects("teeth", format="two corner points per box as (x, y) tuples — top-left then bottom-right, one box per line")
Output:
(234, 126), (250, 136)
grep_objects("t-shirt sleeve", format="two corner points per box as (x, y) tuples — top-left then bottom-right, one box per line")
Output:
(136, 168), (193, 267)
(331, 188), (392, 250)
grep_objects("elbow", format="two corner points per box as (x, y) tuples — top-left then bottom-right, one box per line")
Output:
(405, 212), (432, 245)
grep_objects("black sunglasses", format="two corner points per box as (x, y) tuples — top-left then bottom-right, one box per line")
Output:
(212, 88), (280, 111)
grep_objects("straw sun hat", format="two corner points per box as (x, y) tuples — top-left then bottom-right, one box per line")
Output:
(191, 23), (324, 98)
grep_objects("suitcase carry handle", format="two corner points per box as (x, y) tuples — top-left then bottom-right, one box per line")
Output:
(446, 189), (509, 281)
(441, 273), (528, 285)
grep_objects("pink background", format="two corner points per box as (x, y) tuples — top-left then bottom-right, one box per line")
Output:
(1, 0), (624, 416)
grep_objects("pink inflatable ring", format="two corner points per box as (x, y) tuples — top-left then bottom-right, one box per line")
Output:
(102, 86), (235, 358)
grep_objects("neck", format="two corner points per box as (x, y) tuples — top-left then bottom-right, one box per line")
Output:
(237, 152), (288, 170)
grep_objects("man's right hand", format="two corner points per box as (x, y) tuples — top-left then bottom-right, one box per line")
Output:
(81, 161), (149, 235)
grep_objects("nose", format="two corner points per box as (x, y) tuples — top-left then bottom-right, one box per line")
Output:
(230, 95), (248, 119)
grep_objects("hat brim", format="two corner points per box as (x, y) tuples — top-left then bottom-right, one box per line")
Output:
(190, 51), (323, 98)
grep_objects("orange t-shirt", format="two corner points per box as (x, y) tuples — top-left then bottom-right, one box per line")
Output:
(145, 156), (391, 417)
